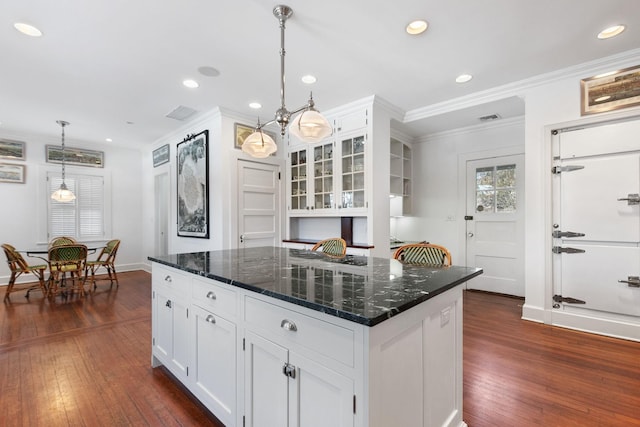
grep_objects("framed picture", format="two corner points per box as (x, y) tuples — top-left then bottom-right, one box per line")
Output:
(46, 145), (104, 168)
(152, 144), (170, 167)
(0, 163), (25, 183)
(581, 65), (640, 115)
(0, 138), (26, 160)
(234, 122), (276, 151)
(177, 130), (209, 238)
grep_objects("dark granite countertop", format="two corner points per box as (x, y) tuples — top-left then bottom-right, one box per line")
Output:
(148, 247), (482, 327)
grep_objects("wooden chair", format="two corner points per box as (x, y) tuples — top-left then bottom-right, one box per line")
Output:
(47, 244), (88, 297)
(393, 243), (452, 266)
(86, 239), (121, 289)
(1, 244), (48, 300)
(49, 236), (77, 248)
(311, 238), (347, 256)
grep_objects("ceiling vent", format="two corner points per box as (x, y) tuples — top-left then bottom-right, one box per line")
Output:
(478, 113), (501, 122)
(165, 105), (198, 121)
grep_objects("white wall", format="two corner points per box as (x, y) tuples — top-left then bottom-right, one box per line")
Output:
(393, 118), (525, 264)
(0, 129), (144, 283)
(140, 108), (286, 269)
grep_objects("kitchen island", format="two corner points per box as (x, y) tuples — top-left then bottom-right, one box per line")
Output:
(148, 247), (482, 427)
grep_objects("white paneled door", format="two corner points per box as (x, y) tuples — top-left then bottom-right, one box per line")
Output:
(466, 155), (525, 296)
(552, 119), (640, 321)
(238, 160), (280, 248)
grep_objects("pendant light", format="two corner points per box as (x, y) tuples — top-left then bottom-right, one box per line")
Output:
(51, 120), (76, 202)
(242, 5), (332, 158)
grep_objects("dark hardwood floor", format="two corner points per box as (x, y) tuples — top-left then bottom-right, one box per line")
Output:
(1, 271), (639, 426)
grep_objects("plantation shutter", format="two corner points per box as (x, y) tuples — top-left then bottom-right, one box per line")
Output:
(48, 172), (104, 240)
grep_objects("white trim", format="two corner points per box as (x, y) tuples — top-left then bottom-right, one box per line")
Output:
(420, 116), (525, 143)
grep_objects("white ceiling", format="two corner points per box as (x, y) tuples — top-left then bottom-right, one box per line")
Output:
(1, 0), (639, 148)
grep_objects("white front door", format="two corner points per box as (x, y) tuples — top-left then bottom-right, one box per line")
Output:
(552, 119), (640, 322)
(465, 154), (525, 296)
(238, 160), (280, 248)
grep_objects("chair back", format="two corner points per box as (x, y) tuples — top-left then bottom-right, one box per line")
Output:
(49, 236), (77, 248)
(97, 239), (121, 263)
(48, 244), (88, 272)
(311, 238), (347, 256)
(2, 243), (30, 273)
(393, 243), (452, 266)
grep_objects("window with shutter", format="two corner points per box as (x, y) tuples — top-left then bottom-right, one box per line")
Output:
(48, 172), (105, 240)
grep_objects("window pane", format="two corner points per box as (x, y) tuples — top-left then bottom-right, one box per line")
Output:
(496, 189), (516, 212)
(476, 190), (494, 212)
(496, 164), (516, 188)
(476, 167), (494, 190)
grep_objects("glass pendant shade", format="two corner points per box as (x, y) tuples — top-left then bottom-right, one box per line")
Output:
(241, 131), (277, 158)
(289, 109), (332, 143)
(51, 182), (76, 202)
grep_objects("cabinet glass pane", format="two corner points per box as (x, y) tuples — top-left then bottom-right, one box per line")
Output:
(342, 139), (352, 155)
(353, 136), (365, 153)
(342, 157), (352, 173)
(340, 134), (366, 209)
(354, 172), (364, 190)
(354, 155), (364, 172)
(343, 175), (352, 191)
(353, 191), (365, 208)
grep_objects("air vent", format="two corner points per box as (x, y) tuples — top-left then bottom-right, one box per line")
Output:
(478, 114), (501, 122)
(165, 105), (198, 121)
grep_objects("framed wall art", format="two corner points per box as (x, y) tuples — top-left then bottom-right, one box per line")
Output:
(177, 130), (209, 238)
(0, 163), (25, 183)
(581, 65), (640, 115)
(0, 138), (26, 160)
(153, 144), (170, 167)
(46, 145), (104, 168)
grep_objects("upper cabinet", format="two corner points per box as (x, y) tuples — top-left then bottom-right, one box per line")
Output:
(390, 138), (412, 216)
(287, 108), (369, 216)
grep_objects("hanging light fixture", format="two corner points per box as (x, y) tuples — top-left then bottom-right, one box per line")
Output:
(51, 120), (76, 202)
(242, 5), (332, 158)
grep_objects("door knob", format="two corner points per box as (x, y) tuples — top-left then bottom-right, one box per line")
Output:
(240, 234), (245, 243)
(467, 232), (474, 237)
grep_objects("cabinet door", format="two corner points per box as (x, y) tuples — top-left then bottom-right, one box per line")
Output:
(244, 331), (289, 427)
(311, 142), (335, 211)
(192, 305), (236, 426)
(153, 287), (190, 380)
(289, 351), (354, 427)
(339, 132), (366, 212)
(289, 148), (309, 212)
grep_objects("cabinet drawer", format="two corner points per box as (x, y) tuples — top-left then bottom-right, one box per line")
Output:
(152, 264), (190, 294)
(245, 296), (354, 367)
(192, 278), (237, 318)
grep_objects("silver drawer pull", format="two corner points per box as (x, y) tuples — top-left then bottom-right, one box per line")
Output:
(206, 314), (216, 324)
(164, 275), (172, 283)
(280, 319), (297, 332)
(206, 291), (217, 300)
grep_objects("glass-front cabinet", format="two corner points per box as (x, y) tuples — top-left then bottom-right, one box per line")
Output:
(312, 143), (334, 210)
(290, 148), (308, 211)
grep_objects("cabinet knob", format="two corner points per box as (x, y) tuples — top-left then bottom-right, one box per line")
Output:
(280, 319), (297, 332)
(206, 314), (216, 324)
(206, 291), (217, 300)
(164, 275), (172, 283)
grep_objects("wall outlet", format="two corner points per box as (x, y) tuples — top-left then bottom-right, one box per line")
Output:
(446, 215), (455, 222)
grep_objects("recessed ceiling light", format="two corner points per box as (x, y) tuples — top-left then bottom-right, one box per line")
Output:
(406, 20), (428, 35)
(105, 138), (113, 142)
(183, 79), (199, 88)
(598, 25), (625, 39)
(249, 102), (262, 109)
(198, 66), (220, 77)
(301, 75), (317, 84)
(456, 74), (473, 83)
(14, 22), (42, 37)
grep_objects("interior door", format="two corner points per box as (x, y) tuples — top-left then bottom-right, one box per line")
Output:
(238, 160), (280, 248)
(553, 119), (640, 318)
(466, 154), (525, 296)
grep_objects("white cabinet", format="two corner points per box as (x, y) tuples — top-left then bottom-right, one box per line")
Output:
(244, 296), (355, 427)
(151, 265), (190, 382)
(287, 108), (369, 217)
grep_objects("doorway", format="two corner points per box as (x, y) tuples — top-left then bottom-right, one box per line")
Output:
(154, 172), (169, 256)
(552, 118), (640, 327)
(465, 154), (525, 296)
(237, 160), (281, 248)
